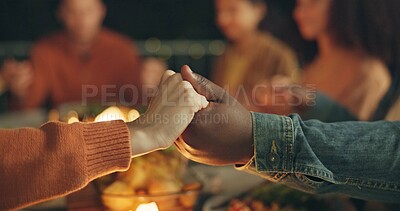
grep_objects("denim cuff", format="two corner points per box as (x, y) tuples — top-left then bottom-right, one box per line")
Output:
(236, 112), (295, 177)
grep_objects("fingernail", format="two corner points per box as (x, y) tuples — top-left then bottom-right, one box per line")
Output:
(186, 65), (193, 73)
(202, 96), (209, 108)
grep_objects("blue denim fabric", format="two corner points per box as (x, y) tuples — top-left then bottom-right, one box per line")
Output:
(237, 112), (400, 203)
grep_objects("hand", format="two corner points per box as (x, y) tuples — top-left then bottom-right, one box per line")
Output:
(175, 65), (254, 166)
(263, 76), (316, 114)
(141, 58), (168, 104)
(128, 70), (209, 157)
(250, 75), (294, 115)
(141, 58), (167, 89)
(1, 59), (33, 99)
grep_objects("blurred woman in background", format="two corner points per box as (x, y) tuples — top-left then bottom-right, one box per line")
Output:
(212, 0), (299, 115)
(295, 0), (400, 121)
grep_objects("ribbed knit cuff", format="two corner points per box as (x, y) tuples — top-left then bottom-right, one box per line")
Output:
(82, 120), (132, 180)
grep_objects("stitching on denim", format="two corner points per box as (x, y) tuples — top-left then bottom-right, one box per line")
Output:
(295, 164), (400, 192)
(281, 116), (288, 171)
(252, 112), (263, 172)
(284, 116), (294, 173)
(333, 176), (400, 192)
(295, 164), (334, 181)
(273, 172), (289, 181)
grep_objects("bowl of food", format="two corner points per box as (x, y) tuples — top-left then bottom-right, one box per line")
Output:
(101, 183), (201, 211)
(98, 150), (202, 211)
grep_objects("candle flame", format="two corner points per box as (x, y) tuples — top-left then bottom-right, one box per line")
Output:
(67, 110), (80, 124)
(67, 117), (79, 124)
(66, 107), (139, 124)
(95, 106), (128, 122)
(136, 202), (159, 211)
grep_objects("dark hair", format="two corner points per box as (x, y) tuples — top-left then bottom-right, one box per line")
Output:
(328, 0), (400, 71)
(248, 0), (266, 4)
(58, 0), (105, 9)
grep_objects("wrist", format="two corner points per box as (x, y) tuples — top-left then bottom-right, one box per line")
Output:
(128, 114), (166, 157)
(239, 111), (255, 165)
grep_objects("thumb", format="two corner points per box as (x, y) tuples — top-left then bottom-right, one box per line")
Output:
(181, 65), (229, 103)
(160, 70), (176, 84)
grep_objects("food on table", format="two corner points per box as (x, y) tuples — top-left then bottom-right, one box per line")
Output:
(227, 183), (353, 211)
(102, 181), (136, 210)
(115, 149), (187, 193)
(98, 149), (201, 210)
(103, 181), (135, 196)
(148, 178), (183, 195)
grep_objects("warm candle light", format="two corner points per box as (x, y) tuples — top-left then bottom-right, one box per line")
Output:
(67, 110), (79, 124)
(94, 106), (128, 122)
(136, 202), (159, 211)
(128, 109), (140, 122)
(67, 117), (79, 124)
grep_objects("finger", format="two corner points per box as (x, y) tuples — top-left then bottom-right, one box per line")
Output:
(2, 59), (18, 73)
(150, 73), (183, 109)
(179, 81), (209, 110)
(18, 75), (33, 87)
(19, 61), (33, 72)
(181, 65), (230, 103)
(3, 58), (17, 66)
(160, 70), (176, 84)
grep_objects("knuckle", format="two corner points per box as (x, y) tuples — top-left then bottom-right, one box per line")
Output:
(198, 76), (208, 87)
(180, 81), (193, 88)
(180, 82), (194, 93)
(174, 73), (183, 81)
(166, 73), (182, 84)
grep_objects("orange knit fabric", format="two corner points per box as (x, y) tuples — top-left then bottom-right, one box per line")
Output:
(23, 28), (142, 109)
(0, 120), (132, 210)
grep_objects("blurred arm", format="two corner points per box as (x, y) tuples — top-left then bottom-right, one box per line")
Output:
(21, 44), (53, 109)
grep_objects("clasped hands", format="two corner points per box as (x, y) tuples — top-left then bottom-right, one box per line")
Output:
(129, 65), (254, 166)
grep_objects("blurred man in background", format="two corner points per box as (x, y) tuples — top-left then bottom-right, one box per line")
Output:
(1, 0), (164, 110)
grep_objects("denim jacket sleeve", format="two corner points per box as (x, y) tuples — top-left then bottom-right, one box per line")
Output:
(236, 112), (400, 203)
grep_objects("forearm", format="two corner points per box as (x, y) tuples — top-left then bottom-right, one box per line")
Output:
(0, 121), (131, 210)
(237, 113), (400, 203)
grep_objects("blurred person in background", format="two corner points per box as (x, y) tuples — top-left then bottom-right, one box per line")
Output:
(212, 0), (299, 115)
(0, 0), (165, 111)
(0, 60), (33, 112)
(141, 57), (168, 100)
(0, 68), (8, 112)
(294, 0), (400, 121)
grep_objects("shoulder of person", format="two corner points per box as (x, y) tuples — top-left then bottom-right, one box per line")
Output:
(360, 58), (392, 88)
(100, 28), (136, 48)
(259, 33), (297, 62)
(260, 33), (295, 53)
(30, 31), (66, 56)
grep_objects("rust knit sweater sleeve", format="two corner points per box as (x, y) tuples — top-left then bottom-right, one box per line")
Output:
(0, 120), (132, 210)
